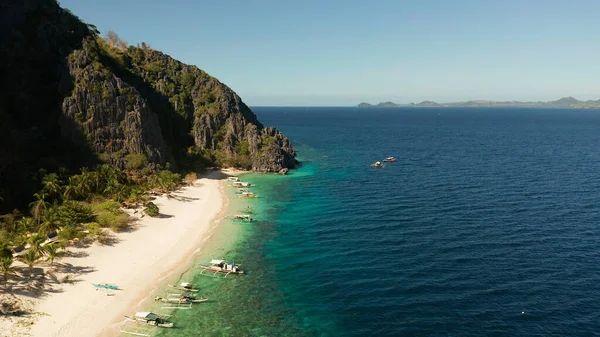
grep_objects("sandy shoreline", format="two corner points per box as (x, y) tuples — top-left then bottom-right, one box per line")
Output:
(1, 170), (238, 337)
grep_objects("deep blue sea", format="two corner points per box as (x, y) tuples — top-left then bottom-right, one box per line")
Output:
(152, 107), (600, 337)
(250, 107), (600, 336)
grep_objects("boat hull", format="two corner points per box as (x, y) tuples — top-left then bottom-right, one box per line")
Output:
(167, 284), (199, 292)
(155, 297), (208, 304)
(199, 265), (244, 274)
(93, 283), (119, 290)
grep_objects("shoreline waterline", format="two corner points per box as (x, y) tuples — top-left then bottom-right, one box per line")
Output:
(103, 173), (234, 336)
(5, 170), (230, 337)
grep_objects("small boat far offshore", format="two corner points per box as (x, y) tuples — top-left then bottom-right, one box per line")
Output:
(382, 156), (397, 162)
(370, 161), (385, 168)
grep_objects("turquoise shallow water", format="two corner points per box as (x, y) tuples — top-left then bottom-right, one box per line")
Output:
(128, 107), (600, 336)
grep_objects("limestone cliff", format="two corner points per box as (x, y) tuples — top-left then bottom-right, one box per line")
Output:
(0, 0), (297, 212)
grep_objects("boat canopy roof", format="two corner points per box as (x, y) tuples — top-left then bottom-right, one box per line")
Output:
(210, 259), (225, 264)
(135, 312), (158, 320)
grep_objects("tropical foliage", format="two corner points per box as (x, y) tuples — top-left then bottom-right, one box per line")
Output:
(0, 163), (192, 286)
(143, 202), (160, 217)
(0, 257), (15, 289)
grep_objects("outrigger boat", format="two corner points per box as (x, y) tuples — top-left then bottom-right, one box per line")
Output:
(167, 282), (199, 292)
(199, 259), (244, 278)
(239, 191), (259, 198)
(227, 177), (240, 182)
(154, 293), (208, 304)
(123, 312), (173, 328)
(383, 156), (397, 162)
(370, 161), (385, 168)
(233, 214), (255, 222)
(232, 181), (252, 188)
(93, 283), (119, 290)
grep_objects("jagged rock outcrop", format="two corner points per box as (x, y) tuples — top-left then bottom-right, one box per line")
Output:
(0, 0), (297, 212)
(60, 40), (171, 168)
(115, 46), (298, 171)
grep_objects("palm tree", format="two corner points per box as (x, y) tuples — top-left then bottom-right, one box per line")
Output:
(42, 173), (63, 201)
(63, 176), (82, 201)
(113, 184), (131, 203)
(27, 234), (47, 258)
(78, 169), (94, 198)
(19, 250), (41, 278)
(37, 206), (60, 235)
(17, 216), (36, 233)
(0, 242), (12, 259)
(127, 188), (148, 207)
(0, 257), (15, 289)
(39, 218), (61, 236)
(89, 171), (102, 194)
(29, 192), (50, 225)
(45, 244), (58, 267)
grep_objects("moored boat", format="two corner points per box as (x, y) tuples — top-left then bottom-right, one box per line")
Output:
(93, 283), (119, 290)
(200, 259), (244, 277)
(239, 191), (259, 198)
(124, 312), (173, 328)
(154, 294), (208, 304)
(370, 161), (385, 167)
(233, 214), (255, 222)
(167, 282), (199, 292)
(232, 181), (252, 188)
(227, 177), (240, 182)
(382, 156), (397, 162)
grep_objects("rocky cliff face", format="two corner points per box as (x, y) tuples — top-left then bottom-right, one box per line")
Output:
(60, 39), (172, 168)
(0, 0), (297, 212)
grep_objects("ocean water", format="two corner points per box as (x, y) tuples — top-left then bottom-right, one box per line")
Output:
(146, 107), (600, 337)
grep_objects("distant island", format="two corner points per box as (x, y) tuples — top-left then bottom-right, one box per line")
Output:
(357, 97), (600, 108)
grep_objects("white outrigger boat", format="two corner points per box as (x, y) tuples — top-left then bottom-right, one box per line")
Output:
(227, 177), (240, 182)
(199, 259), (244, 278)
(370, 161), (385, 167)
(123, 312), (173, 328)
(167, 282), (199, 292)
(232, 181), (252, 188)
(155, 293), (208, 304)
(239, 191), (259, 198)
(383, 156), (397, 162)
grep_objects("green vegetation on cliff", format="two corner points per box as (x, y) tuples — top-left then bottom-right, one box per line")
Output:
(0, 0), (298, 214)
(0, 0), (300, 283)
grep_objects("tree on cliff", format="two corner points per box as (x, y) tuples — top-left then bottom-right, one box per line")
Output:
(106, 30), (127, 49)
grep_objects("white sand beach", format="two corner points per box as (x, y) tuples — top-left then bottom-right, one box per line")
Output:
(1, 170), (228, 337)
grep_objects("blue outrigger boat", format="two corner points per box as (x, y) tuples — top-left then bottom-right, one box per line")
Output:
(93, 283), (119, 290)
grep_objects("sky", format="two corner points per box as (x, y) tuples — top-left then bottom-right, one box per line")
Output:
(61, 0), (600, 106)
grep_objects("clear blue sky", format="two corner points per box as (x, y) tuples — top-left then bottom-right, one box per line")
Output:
(61, 0), (600, 106)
